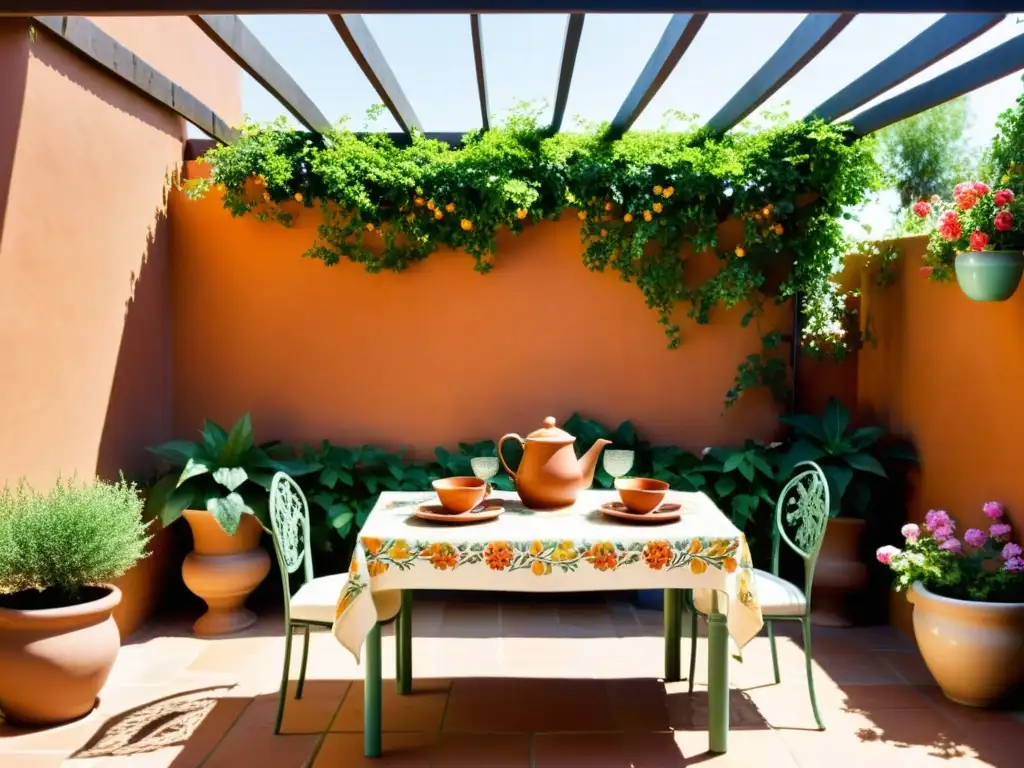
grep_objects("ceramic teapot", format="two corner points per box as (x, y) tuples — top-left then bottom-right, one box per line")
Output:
(498, 417), (611, 510)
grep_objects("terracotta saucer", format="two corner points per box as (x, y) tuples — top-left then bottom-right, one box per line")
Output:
(414, 503), (502, 524)
(600, 501), (682, 524)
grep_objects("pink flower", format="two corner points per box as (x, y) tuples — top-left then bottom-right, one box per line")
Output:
(876, 545), (900, 565)
(1005, 556), (1024, 574)
(901, 523), (920, 542)
(969, 229), (989, 251)
(994, 188), (1015, 207)
(924, 509), (951, 531)
(990, 523), (1012, 541)
(973, 182), (991, 196)
(932, 523), (955, 541)
(953, 182), (972, 197)
(983, 501), (1004, 519)
(964, 528), (987, 548)
(937, 211), (963, 241)
(1003, 542), (1023, 560)
(956, 189), (979, 210)
(995, 210), (1014, 232)
(939, 538), (963, 554)
(912, 200), (931, 218)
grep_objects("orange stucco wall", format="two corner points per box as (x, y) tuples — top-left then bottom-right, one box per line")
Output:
(170, 175), (798, 454)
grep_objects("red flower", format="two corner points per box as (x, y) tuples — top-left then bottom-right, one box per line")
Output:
(970, 229), (989, 251)
(912, 200), (931, 218)
(956, 189), (979, 210)
(995, 210), (1014, 232)
(994, 188), (1015, 207)
(973, 182), (991, 196)
(920, 266), (934, 278)
(937, 210), (962, 241)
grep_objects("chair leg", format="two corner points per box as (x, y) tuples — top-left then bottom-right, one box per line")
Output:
(274, 621), (294, 735)
(767, 620), (781, 684)
(687, 609), (698, 694)
(295, 624), (311, 699)
(801, 618), (825, 730)
(664, 589), (682, 682)
(396, 590), (413, 695)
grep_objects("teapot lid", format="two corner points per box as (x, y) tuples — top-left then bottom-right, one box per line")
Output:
(525, 417), (575, 444)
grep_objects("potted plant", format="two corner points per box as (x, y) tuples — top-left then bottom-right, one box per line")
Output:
(778, 397), (917, 626)
(146, 414), (319, 636)
(922, 178), (1024, 301)
(877, 503), (1024, 707)
(0, 477), (150, 726)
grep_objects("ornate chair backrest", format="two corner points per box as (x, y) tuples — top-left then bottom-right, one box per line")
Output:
(772, 461), (830, 600)
(269, 472), (315, 600)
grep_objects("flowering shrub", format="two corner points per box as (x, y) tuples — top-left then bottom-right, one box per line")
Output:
(919, 170), (1024, 280)
(876, 502), (1024, 603)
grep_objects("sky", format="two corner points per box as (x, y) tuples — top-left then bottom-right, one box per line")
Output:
(206, 12), (1024, 235)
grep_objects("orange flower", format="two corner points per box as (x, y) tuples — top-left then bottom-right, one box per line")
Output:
(262, 192), (271, 202)
(643, 541), (672, 570)
(365, 222), (376, 232)
(414, 196), (425, 207)
(643, 210), (653, 222)
(484, 542), (513, 571)
(367, 560), (389, 577)
(754, 212), (762, 221)
(690, 559), (708, 575)
(578, 211), (588, 221)
(531, 560), (551, 576)
(429, 544), (458, 570)
(623, 213), (634, 223)
(427, 200), (436, 211)
(688, 539), (703, 555)
(663, 186), (675, 198)
(434, 209), (443, 221)
(362, 537), (383, 555)
(445, 202), (456, 213)
(584, 542), (618, 571)
(294, 192), (303, 202)
(348, 557), (359, 574)
(653, 202), (663, 213)
(529, 541), (545, 556)
(461, 219), (473, 231)
(604, 201), (614, 212)
(516, 208), (528, 220)
(774, 224), (784, 235)
(388, 540), (411, 561)
(254, 175), (265, 186)
(722, 557), (738, 573)
(653, 185), (664, 196)
(600, 229), (608, 238)
(335, 592), (352, 618)
(735, 247), (745, 258)
(762, 206), (772, 217)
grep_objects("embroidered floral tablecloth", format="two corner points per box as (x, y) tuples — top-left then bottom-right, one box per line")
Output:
(332, 490), (761, 660)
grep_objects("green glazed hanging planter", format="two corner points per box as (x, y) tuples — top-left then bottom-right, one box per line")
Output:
(954, 250), (1024, 302)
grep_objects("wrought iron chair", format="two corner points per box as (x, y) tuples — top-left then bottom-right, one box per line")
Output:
(268, 471), (349, 734)
(687, 461), (830, 730)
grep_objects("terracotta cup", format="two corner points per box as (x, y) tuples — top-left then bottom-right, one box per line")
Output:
(433, 477), (488, 513)
(614, 477), (669, 514)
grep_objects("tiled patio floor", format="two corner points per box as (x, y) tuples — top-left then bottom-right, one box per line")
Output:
(1, 596), (1021, 767)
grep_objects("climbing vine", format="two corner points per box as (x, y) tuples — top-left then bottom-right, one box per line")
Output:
(184, 106), (879, 406)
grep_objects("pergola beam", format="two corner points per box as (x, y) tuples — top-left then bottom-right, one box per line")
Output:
(607, 13), (706, 138)
(2, 2), (1021, 15)
(469, 14), (490, 130)
(328, 13), (422, 134)
(550, 13), (585, 132)
(33, 15), (236, 143)
(849, 33), (1024, 135)
(809, 13), (1005, 122)
(706, 13), (854, 132)
(190, 14), (330, 132)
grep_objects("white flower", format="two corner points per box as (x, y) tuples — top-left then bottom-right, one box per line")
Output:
(701, 447), (712, 457)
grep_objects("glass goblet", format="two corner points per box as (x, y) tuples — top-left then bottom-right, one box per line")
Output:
(603, 449), (635, 483)
(471, 456), (499, 497)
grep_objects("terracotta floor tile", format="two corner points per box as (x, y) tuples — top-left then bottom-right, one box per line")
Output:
(879, 650), (937, 685)
(556, 605), (617, 637)
(202, 700), (321, 768)
(443, 678), (616, 733)
(1, 753), (69, 767)
(810, 651), (904, 685)
(441, 603), (500, 638)
(243, 691), (342, 735)
(606, 679), (672, 731)
(500, 604), (558, 637)
(430, 732), (531, 766)
(313, 732), (435, 766)
(673, 729), (801, 767)
(666, 685), (769, 730)
(331, 679), (451, 732)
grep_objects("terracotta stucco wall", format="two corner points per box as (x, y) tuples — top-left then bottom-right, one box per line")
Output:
(170, 178), (799, 454)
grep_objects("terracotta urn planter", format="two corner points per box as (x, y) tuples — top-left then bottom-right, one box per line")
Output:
(811, 518), (868, 627)
(908, 581), (1024, 707)
(954, 251), (1024, 302)
(0, 585), (122, 726)
(180, 509), (271, 636)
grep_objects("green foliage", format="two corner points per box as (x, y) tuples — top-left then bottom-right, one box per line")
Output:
(187, 107), (881, 407)
(0, 477), (151, 603)
(145, 414), (320, 534)
(875, 97), (974, 221)
(980, 75), (1024, 185)
(778, 396), (917, 518)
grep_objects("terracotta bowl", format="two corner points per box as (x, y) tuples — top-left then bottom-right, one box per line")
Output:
(614, 477), (670, 514)
(432, 477), (488, 513)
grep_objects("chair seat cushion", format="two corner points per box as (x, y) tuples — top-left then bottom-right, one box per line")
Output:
(693, 569), (805, 617)
(291, 573), (349, 624)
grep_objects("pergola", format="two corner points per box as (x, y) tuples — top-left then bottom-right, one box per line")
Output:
(4, 3), (1023, 148)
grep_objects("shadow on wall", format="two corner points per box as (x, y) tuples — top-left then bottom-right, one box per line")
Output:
(0, 19), (30, 254)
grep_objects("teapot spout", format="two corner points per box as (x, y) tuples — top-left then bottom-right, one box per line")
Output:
(579, 439), (612, 490)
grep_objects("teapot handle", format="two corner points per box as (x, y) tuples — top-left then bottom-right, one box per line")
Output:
(497, 433), (524, 481)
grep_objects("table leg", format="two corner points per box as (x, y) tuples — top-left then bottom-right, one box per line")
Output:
(707, 591), (729, 754)
(396, 590), (412, 695)
(663, 589), (682, 682)
(364, 622), (382, 758)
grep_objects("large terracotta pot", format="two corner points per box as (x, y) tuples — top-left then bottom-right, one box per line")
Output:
(180, 509), (271, 636)
(908, 581), (1024, 707)
(811, 518), (868, 627)
(0, 585), (121, 726)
